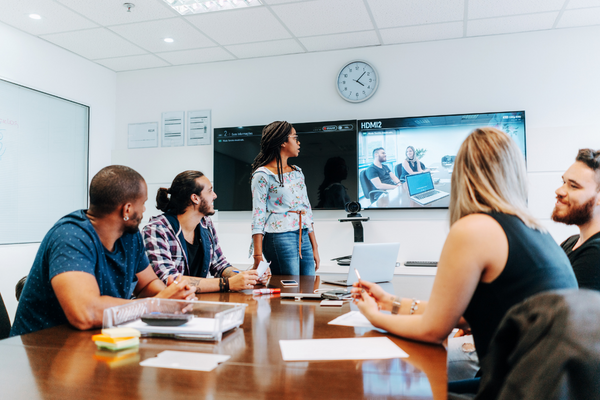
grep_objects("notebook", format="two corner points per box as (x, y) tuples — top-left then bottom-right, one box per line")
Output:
(406, 172), (449, 205)
(322, 243), (400, 287)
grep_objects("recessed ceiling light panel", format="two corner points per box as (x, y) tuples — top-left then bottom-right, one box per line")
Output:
(29, 14), (42, 20)
(164, 38), (174, 43)
(163, 0), (263, 15)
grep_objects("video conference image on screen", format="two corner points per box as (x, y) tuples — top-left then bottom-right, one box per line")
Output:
(213, 111), (526, 212)
(357, 111), (526, 209)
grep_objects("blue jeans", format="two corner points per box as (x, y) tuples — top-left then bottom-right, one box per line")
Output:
(263, 229), (315, 276)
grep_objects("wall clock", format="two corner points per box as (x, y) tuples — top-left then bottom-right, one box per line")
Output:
(336, 60), (378, 103)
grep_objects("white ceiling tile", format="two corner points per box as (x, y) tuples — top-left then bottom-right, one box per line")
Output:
(156, 47), (235, 65)
(380, 22), (463, 44)
(567, 0), (600, 9)
(56, 0), (178, 26)
(41, 28), (147, 59)
(94, 54), (170, 72)
(467, 12), (558, 36)
(469, 0), (566, 19)
(186, 7), (290, 45)
(299, 31), (379, 52)
(367, 0), (464, 29)
(0, 0), (97, 35)
(225, 39), (304, 58)
(109, 18), (215, 52)
(557, 7), (600, 27)
(263, 0), (316, 4)
(271, 0), (373, 36)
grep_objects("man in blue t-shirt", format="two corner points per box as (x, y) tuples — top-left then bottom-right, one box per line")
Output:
(366, 147), (401, 190)
(11, 166), (196, 336)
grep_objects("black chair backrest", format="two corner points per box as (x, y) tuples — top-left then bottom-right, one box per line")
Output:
(15, 276), (27, 301)
(0, 293), (11, 340)
(359, 170), (376, 202)
(395, 163), (405, 183)
(476, 289), (600, 400)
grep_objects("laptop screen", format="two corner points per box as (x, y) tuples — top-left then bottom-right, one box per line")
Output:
(406, 172), (434, 196)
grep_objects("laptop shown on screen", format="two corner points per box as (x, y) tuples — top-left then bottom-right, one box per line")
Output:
(322, 243), (400, 287)
(406, 172), (449, 205)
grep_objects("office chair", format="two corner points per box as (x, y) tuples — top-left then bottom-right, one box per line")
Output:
(15, 276), (27, 301)
(359, 170), (386, 203)
(395, 164), (405, 183)
(0, 293), (11, 339)
(474, 289), (600, 400)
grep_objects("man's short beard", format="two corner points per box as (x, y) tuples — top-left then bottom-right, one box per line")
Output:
(124, 211), (142, 233)
(199, 197), (215, 216)
(551, 196), (595, 226)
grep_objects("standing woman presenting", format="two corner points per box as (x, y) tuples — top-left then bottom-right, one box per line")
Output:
(251, 121), (320, 275)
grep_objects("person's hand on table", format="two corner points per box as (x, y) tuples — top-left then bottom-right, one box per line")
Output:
(252, 256), (263, 270)
(354, 289), (380, 319)
(229, 270), (259, 291)
(257, 267), (272, 285)
(156, 274), (196, 301)
(351, 280), (394, 310)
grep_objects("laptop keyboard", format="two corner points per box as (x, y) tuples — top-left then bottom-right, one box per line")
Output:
(414, 190), (440, 200)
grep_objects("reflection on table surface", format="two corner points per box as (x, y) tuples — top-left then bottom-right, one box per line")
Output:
(364, 163), (452, 209)
(0, 275), (446, 400)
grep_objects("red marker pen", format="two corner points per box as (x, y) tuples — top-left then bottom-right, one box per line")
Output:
(253, 288), (281, 295)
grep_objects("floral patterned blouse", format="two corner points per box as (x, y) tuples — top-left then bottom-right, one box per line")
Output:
(251, 166), (314, 235)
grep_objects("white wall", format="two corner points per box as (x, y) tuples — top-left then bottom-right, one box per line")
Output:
(0, 22), (117, 322)
(113, 26), (600, 275)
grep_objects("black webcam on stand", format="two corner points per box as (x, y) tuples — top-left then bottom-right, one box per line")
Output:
(339, 201), (369, 242)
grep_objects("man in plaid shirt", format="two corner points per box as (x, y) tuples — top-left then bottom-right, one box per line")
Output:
(143, 170), (268, 292)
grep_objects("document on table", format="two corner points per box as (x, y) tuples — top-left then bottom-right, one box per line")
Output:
(141, 350), (230, 371)
(328, 311), (376, 328)
(279, 337), (408, 361)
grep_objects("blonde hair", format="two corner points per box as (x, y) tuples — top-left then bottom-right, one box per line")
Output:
(449, 127), (542, 230)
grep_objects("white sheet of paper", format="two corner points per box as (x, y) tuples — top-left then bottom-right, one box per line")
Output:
(279, 337), (408, 361)
(320, 300), (344, 306)
(140, 350), (230, 371)
(328, 311), (376, 328)
(256, 260), (270, 278)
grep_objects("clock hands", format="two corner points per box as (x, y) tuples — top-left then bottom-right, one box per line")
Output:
(354, 72), (366, 86)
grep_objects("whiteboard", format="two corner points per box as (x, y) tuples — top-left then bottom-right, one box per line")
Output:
(0, 79), (89, 244)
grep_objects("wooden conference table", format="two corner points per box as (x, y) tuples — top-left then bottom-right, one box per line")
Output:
(0, 275), (446, 400)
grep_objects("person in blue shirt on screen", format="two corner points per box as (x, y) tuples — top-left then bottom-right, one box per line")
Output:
(366, 147), (401, 190)
(10, 165), (196, 337)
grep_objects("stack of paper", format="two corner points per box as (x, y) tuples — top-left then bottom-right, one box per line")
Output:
(140, 351), (230, 371)
(279, 337), (408, 361)
(92, 327), (141, 351)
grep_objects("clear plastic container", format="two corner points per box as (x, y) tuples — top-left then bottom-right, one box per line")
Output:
(102, 299), (247, 341)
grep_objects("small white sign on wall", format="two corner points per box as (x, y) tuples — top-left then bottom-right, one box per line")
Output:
(161, 111), (185, 147)
(128, 122), (158, 149)
(187, 110), (211, 146)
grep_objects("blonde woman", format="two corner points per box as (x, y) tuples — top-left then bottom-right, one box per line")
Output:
(353, 128), (577, 388)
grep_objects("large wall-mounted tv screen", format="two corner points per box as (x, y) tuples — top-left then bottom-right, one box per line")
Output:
(357, 111), (526, 209)
(214, 120), (358, 211)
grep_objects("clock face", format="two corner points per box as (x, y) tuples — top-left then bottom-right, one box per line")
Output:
(336, 61), (378, 103)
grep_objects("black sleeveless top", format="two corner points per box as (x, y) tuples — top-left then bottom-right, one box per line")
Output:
(463, 213), (578, 360)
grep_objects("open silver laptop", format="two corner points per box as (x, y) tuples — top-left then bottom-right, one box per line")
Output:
(322, 243), (400, 287)
(406, 172), (449, 205)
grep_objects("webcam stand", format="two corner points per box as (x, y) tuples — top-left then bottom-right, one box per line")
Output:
(338, 213), (370, 242)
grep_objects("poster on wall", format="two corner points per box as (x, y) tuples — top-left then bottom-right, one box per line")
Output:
(187, 110), (211, 146)
(128, 122), (158, 149)
(161, 111), (185, 147)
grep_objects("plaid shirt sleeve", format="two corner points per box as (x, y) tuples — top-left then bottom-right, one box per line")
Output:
(142, 222), (182, 284)
(205, 217), (231, 278)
